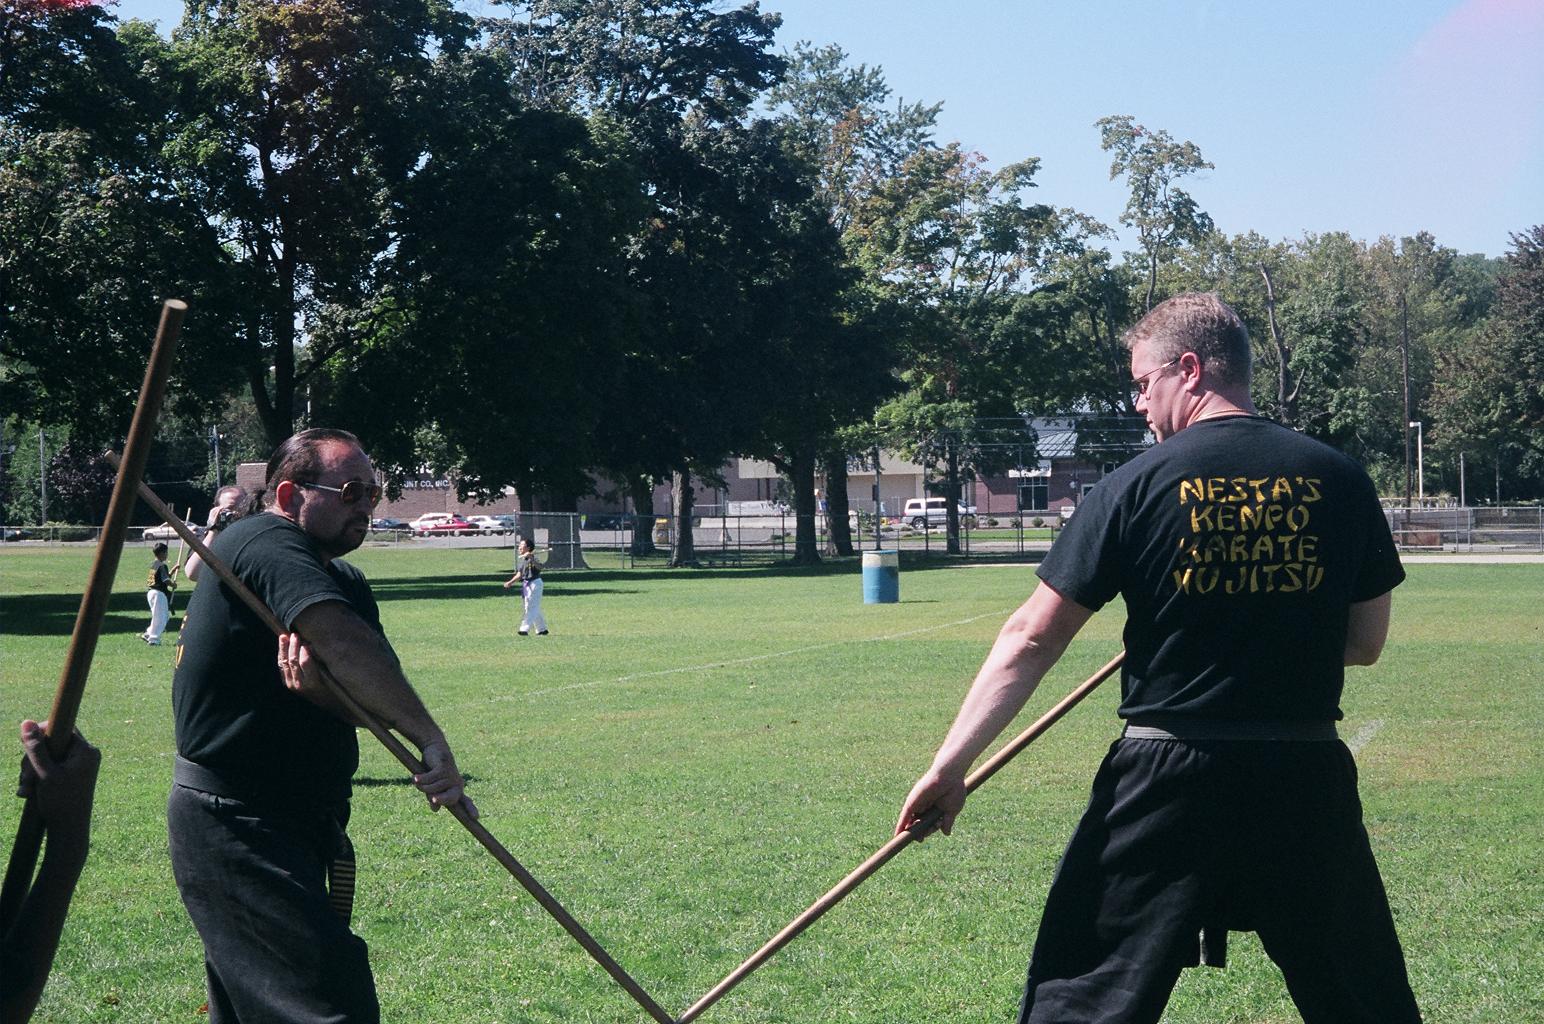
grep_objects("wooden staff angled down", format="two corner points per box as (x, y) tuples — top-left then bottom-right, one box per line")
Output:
(677, 650), (1126, 1024)
(118, 478), (675, 1024)
(0, 299), (187, 933)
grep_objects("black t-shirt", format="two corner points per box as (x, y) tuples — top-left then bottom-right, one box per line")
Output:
(1037, 416), (1404, 722)
(173, 514), (382, 804)
(148, 561), (173, 595)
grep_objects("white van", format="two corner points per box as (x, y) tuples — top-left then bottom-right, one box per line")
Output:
(901, 497), (978, 528)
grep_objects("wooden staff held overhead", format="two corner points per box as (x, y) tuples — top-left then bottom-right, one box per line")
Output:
(677, 650), (1126, 1024)
(0, 299), (187, 933)
(169, 506), (191, 611)
(117, 478), (674, 1024)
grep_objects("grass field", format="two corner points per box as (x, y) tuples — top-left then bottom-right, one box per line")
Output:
(2, 546), (1540, 1023)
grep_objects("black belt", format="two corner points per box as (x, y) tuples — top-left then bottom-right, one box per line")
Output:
(174, 756), (356, 923)
(1122, 720), (1338, 742)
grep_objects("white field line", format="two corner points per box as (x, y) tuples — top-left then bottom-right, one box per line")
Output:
(1346, 718), (1385, 754)
(447, 607), (1016, 711)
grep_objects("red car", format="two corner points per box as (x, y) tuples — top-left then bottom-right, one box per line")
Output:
(412, 513), (474, 536)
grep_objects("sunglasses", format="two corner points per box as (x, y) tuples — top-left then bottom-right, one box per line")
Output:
(298, 480), (384, 507)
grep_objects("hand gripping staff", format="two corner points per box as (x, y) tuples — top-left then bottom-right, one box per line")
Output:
(115, 478), (674, 1024)
(0, 300), (187, 933)
(677, 649), (1126, 1024)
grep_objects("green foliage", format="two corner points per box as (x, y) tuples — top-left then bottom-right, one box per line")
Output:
(331, 45), (635, 503)
(0, 3), (244, 441)
(157, 0), (475, 444)
(1430, 226), (1544, 497)
(1096, 114), (1214, 312)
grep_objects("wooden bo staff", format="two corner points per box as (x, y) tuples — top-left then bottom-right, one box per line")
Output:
(115, 474), (675, 1024)
(677, 650), (1126, 1024)
(0, 299), (187, 934)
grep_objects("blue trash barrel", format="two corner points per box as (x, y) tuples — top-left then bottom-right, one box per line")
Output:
(862, 550), (900, 604)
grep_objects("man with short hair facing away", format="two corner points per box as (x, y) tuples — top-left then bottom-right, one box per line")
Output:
(141, 542), (176, 644)
(168, 428), (478, 1024)
(897, 293), (1420, 1023)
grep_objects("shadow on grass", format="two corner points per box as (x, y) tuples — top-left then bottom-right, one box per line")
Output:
(354, 773), (480, 788)
(0, 554), (1039, 635)
(0, 593), (159, 638)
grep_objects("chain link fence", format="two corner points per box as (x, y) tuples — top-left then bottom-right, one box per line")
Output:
(7, 506), (1543, 559)
(1384, 506), (1544, 551)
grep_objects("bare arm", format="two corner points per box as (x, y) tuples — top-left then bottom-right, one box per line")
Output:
(184, 509), (220, 583)
(1345, 591), (1392, 666)
(1, 723), (100, 1024)
(896, 582), (1095, 837)
(287, 601), (474, 814)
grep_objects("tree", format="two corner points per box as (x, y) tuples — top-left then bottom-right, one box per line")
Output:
(857, 145), (1075, 553)
(159, 0), (474, 446)
(0, 6), (245, 443)
(1430, 226), (1544, 499)
(329, 46), (636, 512)
(1096, 114), (1213, 313)
(485, 0), (788, 567)
(764, 42), (928, 556)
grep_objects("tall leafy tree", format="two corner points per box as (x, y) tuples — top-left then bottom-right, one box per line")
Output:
(329, 46), (637, 510)
(485, 0), (788, 565)
(858, 145), (1076, 553)
(764, 42), (927, 556)
(158, 0), (474, 446)
(1, 4), (242, 444)
(1096, 114), (1213, 313)
(1430, 226), (1544, 498)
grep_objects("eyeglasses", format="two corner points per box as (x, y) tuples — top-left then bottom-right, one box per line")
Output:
(1130, 357), (1179, 399)
(298, 480), (383, 507)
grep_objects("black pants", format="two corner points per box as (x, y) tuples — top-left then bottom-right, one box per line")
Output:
(1017, 737), (1421, 1024)
(168, 784), (379, 1024)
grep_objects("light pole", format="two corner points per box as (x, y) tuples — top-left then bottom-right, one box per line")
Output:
(872, 445), (883, 551)
(1408, 421), (1424, 503)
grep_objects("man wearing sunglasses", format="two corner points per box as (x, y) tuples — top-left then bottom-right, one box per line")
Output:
(168, 427), (475, 1023)
(898, 294), (1418, 1023)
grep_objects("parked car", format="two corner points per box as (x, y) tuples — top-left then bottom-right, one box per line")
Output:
(493, 514), (521, 533)
(464, 515), (510, 534)
(901, 497), (978, 529)
(411, 513), (474, 536)
(142, 522), (196, 541)
(370, 517), (412, 533)
(2, 528), (32, 542)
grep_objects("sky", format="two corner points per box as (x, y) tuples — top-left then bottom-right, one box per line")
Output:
(107, 0), (1543, 258)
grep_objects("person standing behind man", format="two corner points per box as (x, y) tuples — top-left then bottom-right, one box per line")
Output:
(503, 537), (548, 636)
(184, 485), (248, 584)
(897, 293), (1419, 1024)
(141, 542), (177, 645)
(168, 428), (477, 1024)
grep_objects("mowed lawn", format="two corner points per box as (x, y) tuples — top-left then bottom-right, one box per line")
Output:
(2, 545), (1540, 1024)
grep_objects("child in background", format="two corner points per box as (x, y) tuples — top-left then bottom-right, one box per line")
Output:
(502, 537), (549, 636)
(142, 542), (177, 645)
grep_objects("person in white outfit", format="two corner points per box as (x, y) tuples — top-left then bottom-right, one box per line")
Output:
(502, 537), (548, 636)
(143, 542), (177, 644)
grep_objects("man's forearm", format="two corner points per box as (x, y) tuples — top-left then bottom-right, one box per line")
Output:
(931, 620), (1066, 776)
(296, 604), (447, 751)
(326, 635), (443, 747)
(929, 583), (1092, 778)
